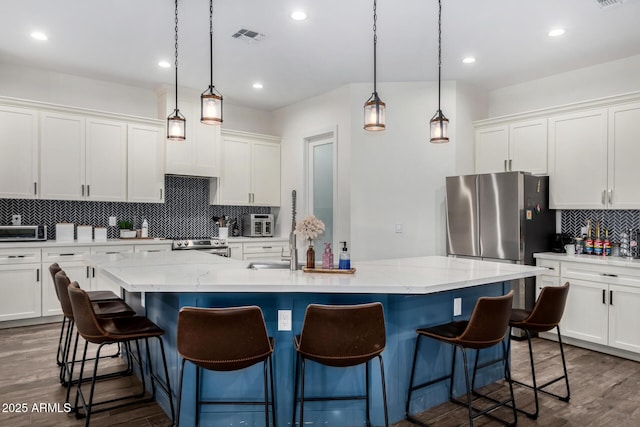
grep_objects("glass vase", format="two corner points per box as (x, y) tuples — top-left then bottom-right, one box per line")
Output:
(306, 242), (315, 269)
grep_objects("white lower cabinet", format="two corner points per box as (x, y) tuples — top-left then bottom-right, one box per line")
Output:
(0, 248), (42, 321)
(608, 284), (640, 353)
(228, 242), (243, 260)
(226, 239), (288, 261)
(90, 246), (134, 295)
(41, 246), (92, 316)
(562, 278), (609, 345)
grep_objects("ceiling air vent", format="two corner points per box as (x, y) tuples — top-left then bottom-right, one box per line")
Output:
(231, 28), (265, 44)
(594, 0), (625, 8)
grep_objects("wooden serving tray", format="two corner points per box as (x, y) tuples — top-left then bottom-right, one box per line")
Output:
(302, 267), (356, 274)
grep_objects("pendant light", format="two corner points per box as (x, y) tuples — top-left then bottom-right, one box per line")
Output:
(363, 0), (386, 131)
(200, 0), (223, 125)
(430, 0), (449, 143)
(167, 0), (186, 141)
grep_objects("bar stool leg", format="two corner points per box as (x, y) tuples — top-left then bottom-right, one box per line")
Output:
(269, 355), (276, 427)
(300, 357), (306, 426)
(56, 318), (68, 367)
(557, 326), (571, 401)
(365, 360), (371, 427)
(459, 346), (475, 427)
(176, 358), (186, 427)
(263, 360), (269, 426)
(195, 365), (201, 426)
(405, 334), (422, 419)
(378, 355), (389, 427)
(292, 353), (300, 426)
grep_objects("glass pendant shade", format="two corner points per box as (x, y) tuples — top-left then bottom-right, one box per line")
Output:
(429, 110), (449, 144)
(200, 87), (223, 124)
(364, 93), (386, 131)
(167, 109), (186, 141)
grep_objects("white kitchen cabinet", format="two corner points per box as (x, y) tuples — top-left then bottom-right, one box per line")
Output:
(607, 102), (640, 209)
(242, 240), (288, 261)
(90, 245), (134, 295)
(41, 246), (92, 316)
(0, 248), (42, 321)
(227, 242), (243, 260)
(216, 130), (281, 206)
(547, 109), (609, 209)
(608, 284), (640, 353)
(561, 278), (609, 345)
(0, 105), (39, 199)
(474, 118), (547, 175)
(128, 123), (165, 203)
(162, 95), (221, 177)
(40, 113), (127, 201)
(134, 243), (172, 253)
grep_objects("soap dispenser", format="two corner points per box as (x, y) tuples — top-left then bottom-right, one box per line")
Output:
(322, 243), (334, 269)
(141, 219), (149, 238)
(338, 241), (350, 270)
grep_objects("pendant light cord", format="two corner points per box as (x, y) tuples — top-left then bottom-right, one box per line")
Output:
(209, 0), (213, 88)
(373, 0), (378, 95)
(174, 0), (179, 112)
(437, 0), (442, 112)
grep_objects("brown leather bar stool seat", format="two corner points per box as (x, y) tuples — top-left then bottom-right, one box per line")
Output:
(54, 270), (136, 398)
(67, 284), (175, 427)
(508, 282), (571, 419)
(175, 306), (276, 427)
(48, 263), (121, 370)
(292, 302), (389, 427)
(406, 290), (516, 427)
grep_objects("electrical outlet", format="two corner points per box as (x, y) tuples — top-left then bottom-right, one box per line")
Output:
(395, 223), (403, 233)
(108, 216), (117, 226)
(278, 310), (292, 331)
(453, 297), (462, 316)
(11, 214), (21, 226)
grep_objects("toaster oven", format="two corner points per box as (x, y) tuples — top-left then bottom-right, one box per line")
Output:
(242, 214), (274, 237)
(0, 225), (48, 241)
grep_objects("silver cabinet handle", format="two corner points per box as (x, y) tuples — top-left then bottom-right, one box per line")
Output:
(508, 159), (513, 171)
(86, 266), (90, 278)
(87, 185), (90, 197)
(249, 193), (252, 204)
(608, 189), (613, 204)
(160, 188), (163, 199)
(36, 268), (40, 282)
(34, 182), (37, 195)
(601, 190), (606, 205)
(504, 159), (507, 172)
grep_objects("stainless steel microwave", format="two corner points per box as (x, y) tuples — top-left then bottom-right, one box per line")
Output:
(0, 225), (47, 241)
(242, 214), (274, 237)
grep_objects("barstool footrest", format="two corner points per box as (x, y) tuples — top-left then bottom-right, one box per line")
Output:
(511, 376), (570, 401)
(450, 394), (517, 427)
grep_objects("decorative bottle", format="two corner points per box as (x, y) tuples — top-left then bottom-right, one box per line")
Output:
(339, 241), (351, 270)
(306, 241), (315, 269)
(322, 243), (334, 269)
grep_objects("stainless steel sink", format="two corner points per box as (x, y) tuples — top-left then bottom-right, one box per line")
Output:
(246, 261), (293, 270)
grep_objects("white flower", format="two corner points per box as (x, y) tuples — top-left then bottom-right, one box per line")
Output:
(295, 215), (325, 241)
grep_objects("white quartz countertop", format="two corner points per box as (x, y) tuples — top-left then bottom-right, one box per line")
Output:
(0, 238), (172, 249)
(90, 251), (546, 295)
(535, 252), (640, 269)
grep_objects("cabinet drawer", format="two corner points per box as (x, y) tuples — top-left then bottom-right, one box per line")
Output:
(563, 261), (640, 287)
(42, 246), (90, 263)
(0, 248), (41, 265)
(134, 243), (172, 253)
(243, 241), (288, 254)
(536, 258), (560, 275)
(90, 245), (134, 255)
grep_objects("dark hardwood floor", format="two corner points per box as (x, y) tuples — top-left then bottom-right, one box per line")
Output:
(1, 323), (639, 426)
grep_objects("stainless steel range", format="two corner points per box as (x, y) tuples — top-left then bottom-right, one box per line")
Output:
(171, 238), (230, 257)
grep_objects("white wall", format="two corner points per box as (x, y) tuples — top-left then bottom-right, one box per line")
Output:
(455, 82), (489, 175)
(488, 54), (640, 117)
(272, 86), (352, 246)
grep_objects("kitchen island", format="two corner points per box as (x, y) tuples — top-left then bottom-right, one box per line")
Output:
(90, 251), (545, 426)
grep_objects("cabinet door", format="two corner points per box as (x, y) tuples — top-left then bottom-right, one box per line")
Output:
(251, 141), (281, 206)
(0, 106), (39, 199)
(548, 109), (608, 209)
(90, 246), (134, 294)
(608, 102), (640, 209)
(220, 136), (252, 205)
(227, 242), (243, 260)
(128, 123), (165, 203)
(40, 112), (86, 200)
(42, 263), (90, 317)
(561, 278), (608, 345)
(608, 284), (640, 353)
(475, 125), (508, 174)
(509, 119), (547, 175)
(86, 119), (127, 201)
(0, 264), (41, 321)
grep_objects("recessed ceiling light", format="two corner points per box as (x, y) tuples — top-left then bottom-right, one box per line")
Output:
(252, 82), (264, 89)
(30, 32), (48, 41)
(158, 61), (171, 68)
(548, 28), (566, 37)
(462, 57), (476, 64)
(290, 10), (307, 21)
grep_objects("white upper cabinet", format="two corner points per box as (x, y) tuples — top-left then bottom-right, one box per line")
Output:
(128, 123), (165, 203)
(40, 112), (86, 200)
(160, 92), (221, 177)
(607, 102), (640, 209)
(40, 113), (128, 201)
(475, 118), (547, 175)
(0, 105), (38, 199)
(215, 130), (281, 206)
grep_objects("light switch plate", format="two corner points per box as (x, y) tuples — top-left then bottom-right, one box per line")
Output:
(278, 310), (292, 331)
(395, 223), (403, 233)
(453, 297), (462, 316)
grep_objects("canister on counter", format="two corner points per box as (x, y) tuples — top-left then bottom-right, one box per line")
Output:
(575, 237), (584, 254)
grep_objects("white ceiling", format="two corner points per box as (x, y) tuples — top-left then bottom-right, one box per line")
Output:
(2, 0), (640, 111)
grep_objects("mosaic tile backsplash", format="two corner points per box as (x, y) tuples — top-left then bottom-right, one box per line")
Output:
(561, 209), (640, 242)
(0, 176), (269, 239)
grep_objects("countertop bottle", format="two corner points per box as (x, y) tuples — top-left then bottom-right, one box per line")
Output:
(141, 219), (149, 238)
(322, 243), (334, 269)
(338, 241), (350, 270)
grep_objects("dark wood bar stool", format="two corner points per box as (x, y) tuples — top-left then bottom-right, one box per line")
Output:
(507, 282), (571, 419)
(175, 306), (276, 427)
(54, 270), (136, 403)
(67, 283), (175, 427)
(48, 263), (122, 369)
(406, 290), (516, 427)
(292, 302), (389, 427)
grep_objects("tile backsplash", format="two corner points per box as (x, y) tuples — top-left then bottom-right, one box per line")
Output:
(561, 209), (640, 242)
(0, 176), (269, 239)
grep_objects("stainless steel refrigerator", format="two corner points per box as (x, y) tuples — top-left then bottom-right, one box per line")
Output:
(445, 171), (555, 317)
